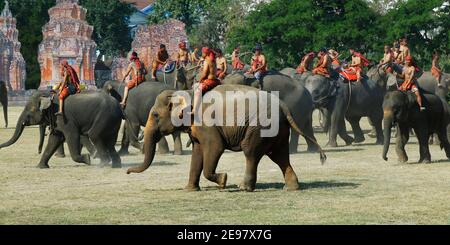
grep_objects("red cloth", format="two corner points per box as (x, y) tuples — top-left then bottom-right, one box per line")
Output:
(339, 68), (358, 81)
(200, 79), (221, 94)
(399, 79), (418, 91)
(251, 55), (266, 72)
(61, 62), (80, 92)
(59, 87), (71, 100)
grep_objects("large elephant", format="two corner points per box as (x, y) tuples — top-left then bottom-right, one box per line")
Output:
(0, 91), (123, 168)
(382, 90), (450, 163)
(279, 68), (312, 86)
(222, 72), (319, 153)
(149, 63), (200, 90)
(305, 73), (385, 147)
(103, 80), (183, 155)
(0, 81), (7, 128)
(126, 85), (326, 191)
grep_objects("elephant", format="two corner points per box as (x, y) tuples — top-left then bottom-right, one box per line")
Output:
(279, 67), (312, 86)
(221, 71), (319, 153)
(103, 80), (183, 155)
(149, 63), (200, 90)
(0, 81), (7, 128)
(126, 84), (326, 191)
(382, 90), (450, 163)
(0, 91), (123, 168)
(304, 73), (385, 147)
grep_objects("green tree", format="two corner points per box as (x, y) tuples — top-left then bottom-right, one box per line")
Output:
(227, 0), (381, 69)
(0, 0), (55, 89)
(80, 0), (134, 58)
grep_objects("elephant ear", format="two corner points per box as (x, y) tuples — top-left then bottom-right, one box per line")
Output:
(168, 94), (192, 121)
(39, 97), (52, 111)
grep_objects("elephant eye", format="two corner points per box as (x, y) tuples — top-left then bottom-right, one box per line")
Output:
(152, 112), (159, 118)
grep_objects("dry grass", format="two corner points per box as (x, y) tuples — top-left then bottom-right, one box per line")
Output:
(0, 107), (449, 224)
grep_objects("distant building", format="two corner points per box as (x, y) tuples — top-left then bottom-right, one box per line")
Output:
(122, 0), (155, 37)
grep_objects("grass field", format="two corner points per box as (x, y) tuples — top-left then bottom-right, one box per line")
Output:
(0, 106), (449, 224)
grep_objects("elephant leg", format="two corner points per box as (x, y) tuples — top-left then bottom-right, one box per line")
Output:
(337, 118), (354, 146)
(436, 128), (450, 159)
(158, 136), (170, 154)
(37, 132), (65, 169)
(65, 130), (91, 165)
(55, 144), (66, 158)
(326, 106), (340, 147)
(172, 131), (183, 155)
(185, 142), (203, 191)
(202, 140), (226, 189)
(303, 118), (319, 152)
(267, 135), (299, 191)
(348, 116), (365, 143)
(414, 126), (431, 163)
(369, 113), (384, 145)
(105, 132), (121, 168)
(240, 155), (263, 192)
(2, 103), (7, 128)
(89, 133), (110, 167)
(128, 122), (143, 152)
(80, 135), (96, 156)
(289, 131), (299, 153)
(396, 126), (409, 163)
(118, 122), (130, 156)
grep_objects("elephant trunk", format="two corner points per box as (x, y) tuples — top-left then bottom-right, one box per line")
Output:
(382, 111), (393, 161)
(127, 120), (161, 174)
(0, 112), (26, 149)
(38, 124), (46, 154)
(2, 103), (7, 128)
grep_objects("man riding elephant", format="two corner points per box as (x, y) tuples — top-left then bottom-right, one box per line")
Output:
(56, 61), (81, 115)
(121, 51), (147, 107)
(247, 44), (267, 88)
(232, 45), (245, 70)
(296, 51), (315, 74)
(378, 45), (394, 73)
(396, 38), (410, 65)
(329, 49), (341, 71)
(192, 47), (221, 116)
(348, 49), (369, 83)
(312, 48), (332, 78)
(215, 49), (228, 80)
(432, 50), (443, 87)
(151, 44), (169, 81)
(176, 41), (190, 68)
(398, 56), (425, 111)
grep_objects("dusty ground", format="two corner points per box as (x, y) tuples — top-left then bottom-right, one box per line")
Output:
(0, 106), (449, 224)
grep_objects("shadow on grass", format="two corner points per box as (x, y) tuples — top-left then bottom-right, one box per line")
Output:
(120, 161), (180, 168)
(319, 148), (364, 153)
(256, 181), (360, 191)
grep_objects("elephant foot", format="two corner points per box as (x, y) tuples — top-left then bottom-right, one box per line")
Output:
(239, 183), (255, 192)
(173, 149), (183, 156)
(367, 130), (377, 138)
(36, 163), (50, 169)
(284, 183), (300, 191)
(111, 162), (122, 169)
(83, 154), (91, 165)
(344, 137), (355, 146)
(55, 153), (66, 158)
(418, 158), (431, 164)
(184, 185), (201, 192)
(306, 144), (319, 153)
(354, 136), (365, 144)
(325, 141), (338, 148)
(118, 148), (129, 156)
(398, 155), (408, 163)
(375, 139), (384, 145)
(218, 173), (228, 189)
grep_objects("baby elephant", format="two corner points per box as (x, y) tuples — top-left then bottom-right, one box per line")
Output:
(382, 90), (450, 163)
(127, 84), (326, 191)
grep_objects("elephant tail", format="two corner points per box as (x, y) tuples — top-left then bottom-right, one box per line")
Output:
(279, 102), (327, 164)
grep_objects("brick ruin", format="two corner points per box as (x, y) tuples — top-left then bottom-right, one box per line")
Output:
(38, 0), (97, 90)
(111, 19), (188, 81)
(0, 0), (26, 92)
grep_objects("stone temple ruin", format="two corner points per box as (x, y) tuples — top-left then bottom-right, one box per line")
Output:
(0, 0), (26, 92)
(38, 0), (97, 90)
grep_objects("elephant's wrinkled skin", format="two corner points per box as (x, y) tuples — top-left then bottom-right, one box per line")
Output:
(103, 80), (183, 155)
(382, 90), (450, 163)
(127, 85), (326, 192)
(222, 72), (319, 153)
(0, 91), (122, 168)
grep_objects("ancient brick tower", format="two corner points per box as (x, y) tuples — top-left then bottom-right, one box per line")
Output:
(0, 0), (26, 92)
(38, 0), (97, 90)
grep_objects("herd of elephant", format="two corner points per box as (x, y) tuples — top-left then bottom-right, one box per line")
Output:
(0, 63), (449, 192)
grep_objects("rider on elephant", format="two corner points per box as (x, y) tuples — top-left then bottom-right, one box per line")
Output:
(431, 50), (443, 86)
(121, 52), (147, 107)
(56, 60), (81, 115)
(247, 44), (267, 89)
(312, 48), (332, 78)
(398, 56), (425, 111)
(151, 44), (169, 80)
(379, 45), (394, 73)
(396, 38), (410, 65)
(296, 51), (315, 74)
(328, 49), (341, 71)
(192, 47), (221, 116)
(232, 45), (245, 70)
(190, 47), (200, 64)
(176, 41), (190, 68)
(215, 49), (228, 80)
(348, 49), (369, 82)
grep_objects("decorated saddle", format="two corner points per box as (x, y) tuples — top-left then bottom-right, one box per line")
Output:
(157, 62), (176, 74)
